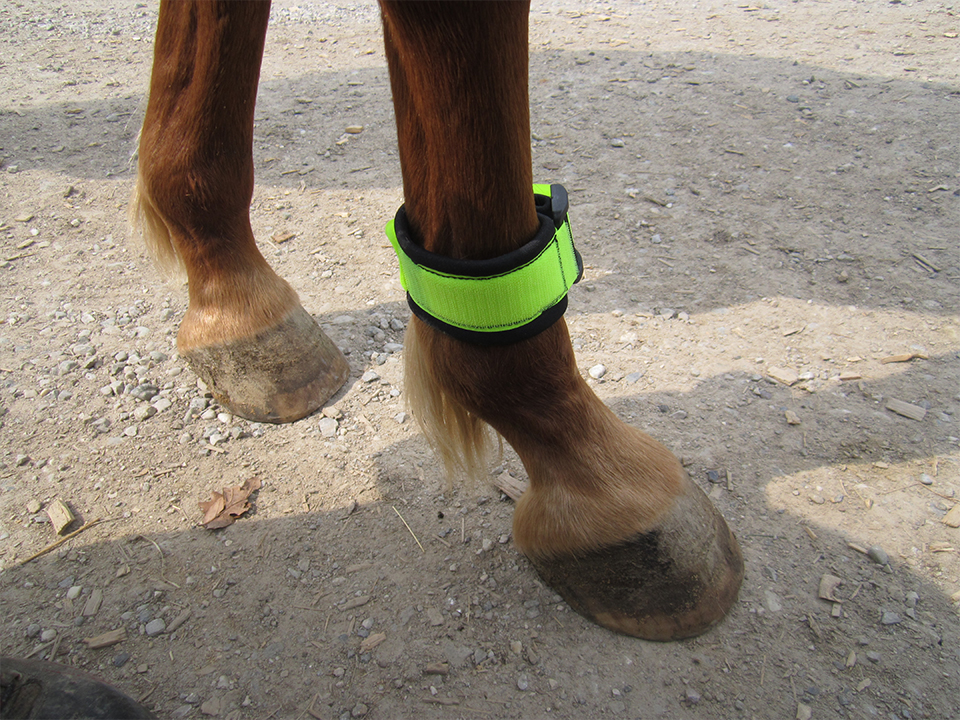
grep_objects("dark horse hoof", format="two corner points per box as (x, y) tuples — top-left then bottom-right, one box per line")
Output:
(529, 476), (744, 641)
(1, 656), (156, 719)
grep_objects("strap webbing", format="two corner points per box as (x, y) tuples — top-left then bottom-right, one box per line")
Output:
(386, 184), (582, 345)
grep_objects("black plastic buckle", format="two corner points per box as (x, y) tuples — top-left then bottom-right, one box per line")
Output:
(534, 184), (570, 230)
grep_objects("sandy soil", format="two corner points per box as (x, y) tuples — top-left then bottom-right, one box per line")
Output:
(1, 1), (959, 718)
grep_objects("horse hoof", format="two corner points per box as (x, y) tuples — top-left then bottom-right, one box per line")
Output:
(182, 304), (349, 423)
(528, 476), (744, 640)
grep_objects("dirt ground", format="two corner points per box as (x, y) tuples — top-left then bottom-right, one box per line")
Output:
(1, 1), (959, 718)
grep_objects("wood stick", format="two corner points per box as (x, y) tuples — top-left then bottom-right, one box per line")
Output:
(18, 518), (102, 566)
(392, 506), (424, 553)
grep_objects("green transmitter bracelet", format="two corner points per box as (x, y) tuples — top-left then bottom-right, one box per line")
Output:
(386, 184), (583, 345)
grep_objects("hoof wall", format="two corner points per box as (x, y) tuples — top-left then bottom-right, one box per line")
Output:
(1, 656), (156, 719)
(183, 305), (348, 423)
(529, 480), (744, 640)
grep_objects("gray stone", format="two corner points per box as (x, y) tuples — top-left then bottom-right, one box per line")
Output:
(133, 405), (157, 422)
(867, 546), (889, 566)
(145, 618), (166, 636)
(319, 418), (339, 438)
(880, 611), (901, 626)
(588, 364), (607, 379)
(131, 383), (159, 401)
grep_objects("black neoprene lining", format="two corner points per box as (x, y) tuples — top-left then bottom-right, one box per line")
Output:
(392, 206), (556, 278)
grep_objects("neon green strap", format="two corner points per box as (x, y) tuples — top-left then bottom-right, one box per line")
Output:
(385, 184), (581, 343)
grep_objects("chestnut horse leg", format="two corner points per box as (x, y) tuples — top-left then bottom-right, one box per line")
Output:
(132, 0), (347, 423)
(381, 1), (743, 640)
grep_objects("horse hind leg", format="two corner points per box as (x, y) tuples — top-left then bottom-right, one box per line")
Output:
(133, 0), (347, 422)
(381, 0), (742, 640)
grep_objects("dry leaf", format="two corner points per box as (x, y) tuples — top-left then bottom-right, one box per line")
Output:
(199, 477), (262, 529)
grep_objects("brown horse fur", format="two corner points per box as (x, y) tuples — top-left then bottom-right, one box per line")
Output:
(132, 0), (301, 354)
(382, 1), (686, 555)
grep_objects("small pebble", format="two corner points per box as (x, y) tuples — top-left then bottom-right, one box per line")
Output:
(867, 546), (889, 566)
(133, 405), (157, 422)
(66, 585), (82, 600)
(319, 418), (339, 438)
(588, 364), (606, 379)
(880, 611), (901, 626)
(361, 370), (380, 383)
(517, 674), (530, 691)
(919, 474), (933, 486)
(25, 623), (41, 638)
(145, 618), (166, 636)
(26, 499), (42, 514)
(40, 629), (57, 642)
(905, 591), (919, 608)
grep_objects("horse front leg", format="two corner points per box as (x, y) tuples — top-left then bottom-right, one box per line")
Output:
(132, 0), (347, 422)
(381, 0), (743, 640)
